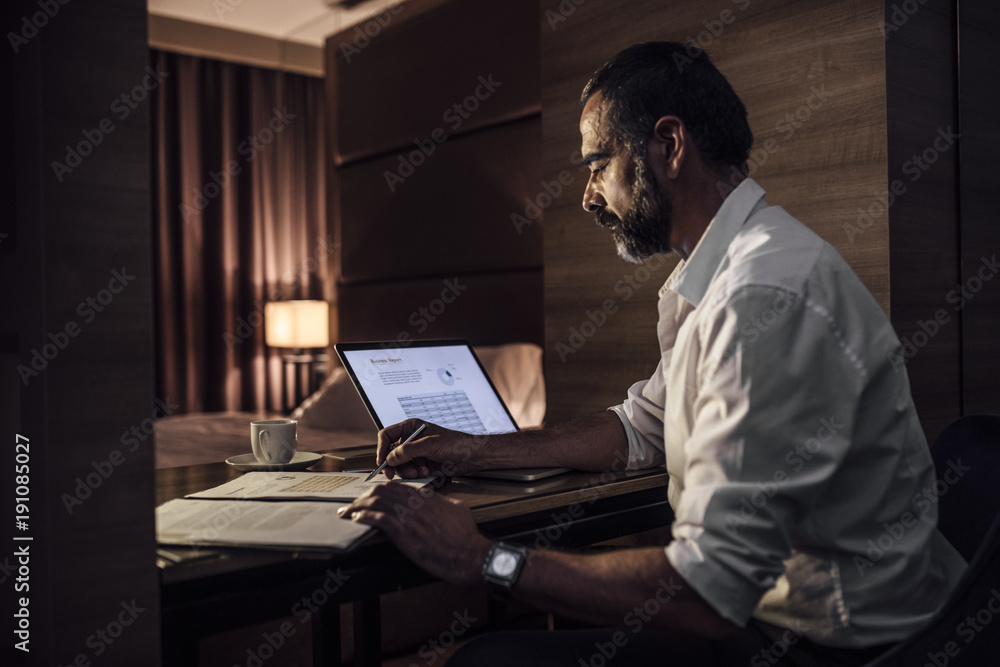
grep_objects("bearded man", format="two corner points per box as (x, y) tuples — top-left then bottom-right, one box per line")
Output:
(340, 42), (965, 666)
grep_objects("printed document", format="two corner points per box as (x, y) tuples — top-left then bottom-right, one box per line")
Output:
(185, 471), (433, 501)
(156, 498), (372, 549)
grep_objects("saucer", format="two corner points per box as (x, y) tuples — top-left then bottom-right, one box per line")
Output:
(225, 452), (323, 473)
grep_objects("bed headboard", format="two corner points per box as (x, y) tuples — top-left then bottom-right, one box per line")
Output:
(324, 0), (542, 349)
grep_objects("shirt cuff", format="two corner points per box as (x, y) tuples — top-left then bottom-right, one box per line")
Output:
(608, 386), (665, 470)
(665, 536), (763, 628)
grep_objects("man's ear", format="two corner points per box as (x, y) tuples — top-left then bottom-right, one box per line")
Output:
(650, 115), (685, 180)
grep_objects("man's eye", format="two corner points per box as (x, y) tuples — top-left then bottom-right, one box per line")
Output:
(591, 164), (608, 175)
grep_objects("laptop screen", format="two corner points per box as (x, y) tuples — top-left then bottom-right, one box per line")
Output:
(335, 340), (519, 435)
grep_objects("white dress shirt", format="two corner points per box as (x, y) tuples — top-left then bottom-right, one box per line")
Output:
(610, 178), (966, 648)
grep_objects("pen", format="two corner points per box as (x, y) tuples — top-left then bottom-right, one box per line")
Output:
(364, 422), (427, 482)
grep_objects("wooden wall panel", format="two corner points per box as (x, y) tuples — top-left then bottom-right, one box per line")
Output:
(886, 0), (961, 443)
(337, 271), (543, 347)
(957, 0), (1000, 418)
(333, 0), (540, 163)
(338, 117), (542, 283)
(3, 0), (160, 663)
(326, 0), (543, 354)
(541, 0), (888, 423)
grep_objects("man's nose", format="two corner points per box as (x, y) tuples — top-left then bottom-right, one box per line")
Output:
(582, 180), (605, 213)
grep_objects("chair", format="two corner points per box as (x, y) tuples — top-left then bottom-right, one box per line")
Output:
(862, 414), (1000, 666)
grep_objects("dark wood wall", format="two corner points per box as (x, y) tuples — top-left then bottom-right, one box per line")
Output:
(886, 0), (1000, 442)
(540, 0), (889, 424)
(885, 0), (961, 443)
(2, 0), (159, 664)
(955, 2), (1000, 419)
(325, 0), (543, 349)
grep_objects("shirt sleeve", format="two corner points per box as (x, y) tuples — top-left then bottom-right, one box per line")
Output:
(665, 285), (865, 627)
(608, 365), (667, 470)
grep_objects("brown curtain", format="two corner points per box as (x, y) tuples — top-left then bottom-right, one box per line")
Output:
(151, 49), (327, 414)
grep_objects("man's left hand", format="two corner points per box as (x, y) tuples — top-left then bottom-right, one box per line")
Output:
(338, 482), (492, 586)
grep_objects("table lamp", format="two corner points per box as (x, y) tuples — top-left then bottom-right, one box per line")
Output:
(264, 300), (330, 411)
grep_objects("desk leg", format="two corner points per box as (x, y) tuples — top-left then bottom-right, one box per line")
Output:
(352, 598), (381, 667)
(312, 608), (342, 667)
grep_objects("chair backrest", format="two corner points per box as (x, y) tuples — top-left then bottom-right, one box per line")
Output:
(863, 511), (1000, 665)
(862, 414), (1000, 666)
(929, 413), (1000, 560)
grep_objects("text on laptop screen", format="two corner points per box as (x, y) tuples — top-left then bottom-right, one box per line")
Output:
(339, 343), (518, 434)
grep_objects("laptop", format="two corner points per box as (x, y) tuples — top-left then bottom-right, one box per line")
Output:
(334, 339), (568, 481)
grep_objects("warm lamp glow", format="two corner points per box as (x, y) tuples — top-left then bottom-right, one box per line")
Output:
(264, 301), (329, 348)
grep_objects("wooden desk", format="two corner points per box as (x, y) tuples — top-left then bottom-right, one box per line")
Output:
(158, 456), (671, 666)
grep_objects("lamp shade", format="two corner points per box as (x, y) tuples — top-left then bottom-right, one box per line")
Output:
(264, 300), (330, 348)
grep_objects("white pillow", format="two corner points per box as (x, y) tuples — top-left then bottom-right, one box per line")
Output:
(291, 365), (375, 432)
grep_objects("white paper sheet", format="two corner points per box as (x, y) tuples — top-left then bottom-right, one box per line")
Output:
(156, 498), (373, 549)
(186, 471), (432, 502)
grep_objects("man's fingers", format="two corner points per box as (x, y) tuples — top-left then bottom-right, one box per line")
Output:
(386, 435), (436, 467)
(339, 484), (435, 537)
(376, 419), (414, 456)
(377, 419), (430, 464)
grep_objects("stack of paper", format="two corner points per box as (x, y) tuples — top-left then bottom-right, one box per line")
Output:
(156, 472), (431, 551)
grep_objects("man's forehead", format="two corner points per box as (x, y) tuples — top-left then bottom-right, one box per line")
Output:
(579, 92), (612, 154)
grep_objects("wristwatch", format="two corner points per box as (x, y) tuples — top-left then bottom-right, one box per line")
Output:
(482, 542), (527, 595)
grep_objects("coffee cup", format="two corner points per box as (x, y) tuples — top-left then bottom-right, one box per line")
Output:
(250, 419), (297, 464)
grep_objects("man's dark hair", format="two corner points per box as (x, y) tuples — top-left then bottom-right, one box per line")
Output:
(581, 42), (753, 174)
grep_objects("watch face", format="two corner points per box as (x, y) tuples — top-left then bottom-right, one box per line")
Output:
(490, 550), (519, 577)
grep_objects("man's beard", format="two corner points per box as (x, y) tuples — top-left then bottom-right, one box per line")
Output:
(595, 161), (672, 263)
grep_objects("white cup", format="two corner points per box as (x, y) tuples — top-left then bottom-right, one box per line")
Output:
(250, 419), (297, 464)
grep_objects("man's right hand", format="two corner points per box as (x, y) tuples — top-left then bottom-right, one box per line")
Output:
(376, 419), (488, 479)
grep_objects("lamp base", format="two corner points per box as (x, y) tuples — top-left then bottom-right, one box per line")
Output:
(281, 352), (329, 412)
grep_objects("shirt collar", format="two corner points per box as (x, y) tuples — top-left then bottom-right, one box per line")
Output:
(671, 178), (768, 307)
